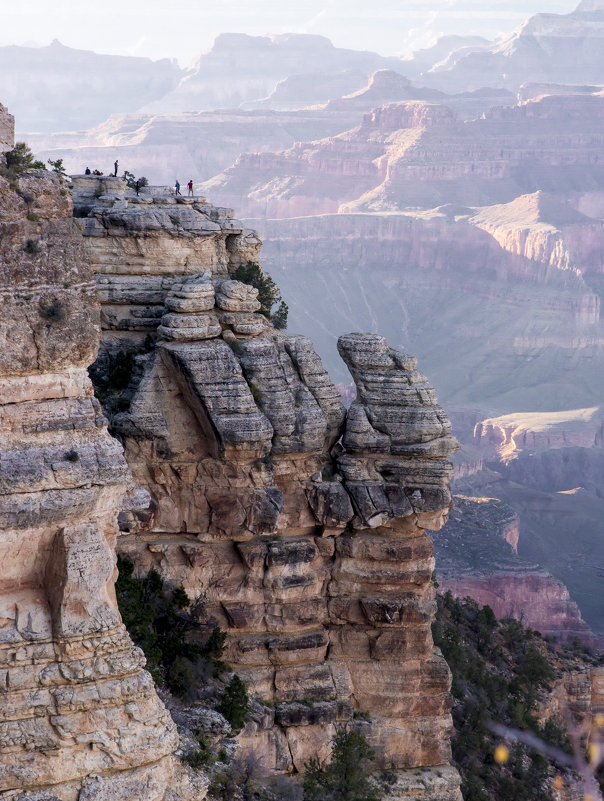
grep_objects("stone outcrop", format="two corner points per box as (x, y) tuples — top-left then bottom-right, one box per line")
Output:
(0, 104), (13, 154)
(72, 176), (462, 796)
(113, 329), (460, 780)
(74, 178), (261, 350)
(0, 122), (204, 800)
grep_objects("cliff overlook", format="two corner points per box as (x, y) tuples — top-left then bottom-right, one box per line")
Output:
(0, 106), (462, 800)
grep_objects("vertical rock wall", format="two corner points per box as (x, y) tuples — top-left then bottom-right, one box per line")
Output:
(0, 104), (13, 154)
(79, 179), (462, 799)
(0, 134), (202, 799)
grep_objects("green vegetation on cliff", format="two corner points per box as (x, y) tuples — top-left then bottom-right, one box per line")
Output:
(303, 729), (378, 801)
(115, 554), (204, 695)
(115, 556), (248, 716)
(433, 591), (600, 801)
(232, 261), (289, 329)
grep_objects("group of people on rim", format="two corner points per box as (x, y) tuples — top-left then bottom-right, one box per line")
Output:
(83, 160), (195, 198)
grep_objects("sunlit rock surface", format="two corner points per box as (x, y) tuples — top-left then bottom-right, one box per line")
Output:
(0, 110), (205, 801)
(77, 176), (462, 796)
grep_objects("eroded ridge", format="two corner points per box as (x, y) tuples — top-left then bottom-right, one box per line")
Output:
(78, 176), (461, 797)
(0, 117), (203, 801)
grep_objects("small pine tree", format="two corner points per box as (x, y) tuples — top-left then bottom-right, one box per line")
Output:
(303, 728), (379, 801)
(114, 555), (202, 696)
(232, 261), (288, 329)
(217, 674), (249, 733)
(123, 170), (148, 190)
(172, 586), (190, 609)
(204, 625), (227, 660)
(47, 158), (67, 180)
(5, 142), (46, 172)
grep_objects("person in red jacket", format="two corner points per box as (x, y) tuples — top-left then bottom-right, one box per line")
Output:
(187, 179), (194, 197)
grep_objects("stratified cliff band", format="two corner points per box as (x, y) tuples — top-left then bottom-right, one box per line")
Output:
(1, 104), (461, 800)
(0, 106), (204, 801)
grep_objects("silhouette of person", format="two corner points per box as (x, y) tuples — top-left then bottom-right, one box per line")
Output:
(187, 179), (194, 197)
(114, 159), (119, 177)
(175, 180), (181, 196)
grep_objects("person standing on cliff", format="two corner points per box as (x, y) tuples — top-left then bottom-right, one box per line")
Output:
(113, 159), (119, 177)
(187, 179), (194, 197)
(175, 179), (181, 196)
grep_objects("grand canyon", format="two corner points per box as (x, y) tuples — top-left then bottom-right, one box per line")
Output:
(1, 0), (604, 798)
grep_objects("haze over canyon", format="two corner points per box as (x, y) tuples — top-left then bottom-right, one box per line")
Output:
(1, 1), (604, 799)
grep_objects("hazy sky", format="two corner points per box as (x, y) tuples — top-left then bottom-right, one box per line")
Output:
(2, 0), (579, 66)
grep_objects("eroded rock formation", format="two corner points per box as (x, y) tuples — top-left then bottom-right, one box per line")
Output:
(72, 176), (463, 796)
(433, 496), (600, 648)
(200, 93), (604, 218)
(0, 112), (204, 801)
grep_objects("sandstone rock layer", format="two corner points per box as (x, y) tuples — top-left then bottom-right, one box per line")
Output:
(77, 180), (461, 793)
(0, 128), (202, 800)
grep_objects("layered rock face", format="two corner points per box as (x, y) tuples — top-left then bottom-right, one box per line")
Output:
(0, 128), (202, 800)
(433, 496), (600, 647)
(78, 178), (462, 795)
(201, 93), (604, 218)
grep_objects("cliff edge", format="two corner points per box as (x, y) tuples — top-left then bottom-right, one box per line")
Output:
(1, 105), (462, 800)
(0, 108), (204, 801)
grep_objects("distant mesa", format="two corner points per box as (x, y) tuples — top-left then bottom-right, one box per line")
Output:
(199, 92), (604, 219)
(0, 39), (182, 132)
(421, 0), (604, 92)
(241, 69), (370, 111)
(140, 32), (409, 115)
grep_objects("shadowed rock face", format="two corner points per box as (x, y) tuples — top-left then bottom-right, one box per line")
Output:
(77, 178), (462, 795)
(432, 496), (601, 648)
(0, 117), (204, 801)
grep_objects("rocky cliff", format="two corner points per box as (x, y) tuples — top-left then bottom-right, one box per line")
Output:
(68, 174), (464, 797)
(0, 111), (205, 800)
(0, 106), (466, 798)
